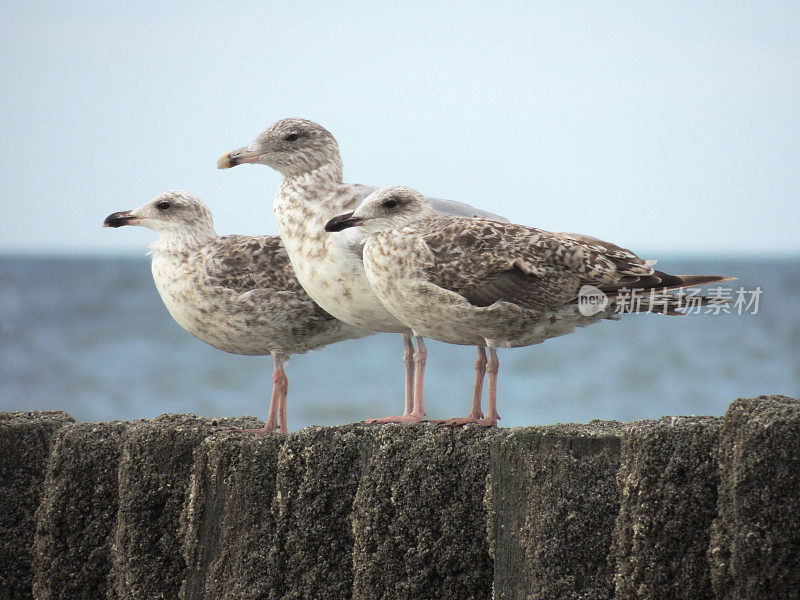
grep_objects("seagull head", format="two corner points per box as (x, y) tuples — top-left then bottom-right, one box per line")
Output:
(104, 190), (217, 246)
(217, 118), (342, 178)
(325, 186), (435, 235)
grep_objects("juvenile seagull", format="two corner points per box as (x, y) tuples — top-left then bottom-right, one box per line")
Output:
(103, 190), (369, 433)
(217, 118), (506, 423)
(325, 186), (733, 427)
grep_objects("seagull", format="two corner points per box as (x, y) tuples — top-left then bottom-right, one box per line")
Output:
(217, 118), (507, 423)
(103, 190), (370, 433)
(325, 186), (733, 427)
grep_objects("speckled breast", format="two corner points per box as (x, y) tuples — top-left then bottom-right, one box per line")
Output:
(273, 196), (408, 333)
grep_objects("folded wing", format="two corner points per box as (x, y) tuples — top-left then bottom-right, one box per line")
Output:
(418, 218), (730, 311)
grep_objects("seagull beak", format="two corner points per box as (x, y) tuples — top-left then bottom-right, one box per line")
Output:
(103, 210), (141, 228)
(217, 146), (262, 169)
(324, 212), (364, 232)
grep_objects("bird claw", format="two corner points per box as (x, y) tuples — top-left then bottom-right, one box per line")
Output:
(364, 415), (426, 425)
(432, 417), (498, 428)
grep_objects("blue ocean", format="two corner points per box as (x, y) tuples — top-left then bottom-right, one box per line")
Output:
(1, 254), (797, 430)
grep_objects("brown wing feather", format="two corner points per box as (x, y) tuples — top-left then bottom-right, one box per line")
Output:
(459, 266), (579, 310)
(196, 235), (335, 321)
(198, 235), (294, 291)
(416, 217), (730, 311)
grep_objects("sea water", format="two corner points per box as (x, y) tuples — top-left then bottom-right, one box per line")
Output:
(1, 255), (797, 430)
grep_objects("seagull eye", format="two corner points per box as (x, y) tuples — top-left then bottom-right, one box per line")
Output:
(156, 201), (171, 211)
(284, 133), (299, 142)
(384, 199), (398, 209)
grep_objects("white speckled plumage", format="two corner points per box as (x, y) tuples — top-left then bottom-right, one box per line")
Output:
(339, 186), (733, 426)
(218, 118), (507, 422)
(104, 190), (370, 433)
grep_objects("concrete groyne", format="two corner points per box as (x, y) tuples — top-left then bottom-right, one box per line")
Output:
(1, 395), (798, 599)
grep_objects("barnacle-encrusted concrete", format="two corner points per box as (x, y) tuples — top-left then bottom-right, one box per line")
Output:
(180, 430), (284, 600)
(109, 414), (262, 600)
(1, 396), (797, 600)
(0, 411), (73, 600)
(33, 421), (132, 600)
(353, 425), (499, 600)
(488, 422), (626, 600)
(709, 395), (800, 600)
(614, 416), (722, 600)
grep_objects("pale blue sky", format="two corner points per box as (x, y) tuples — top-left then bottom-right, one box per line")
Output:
(1, 2), (798, 255)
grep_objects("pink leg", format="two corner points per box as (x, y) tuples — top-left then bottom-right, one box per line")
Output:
(483, 347), (500, 427)
(439, 346), (499, 428)
(265, 371), (280, 431)
(469, 346), (487, 419)
(412, 335), (427, 417)
(366, 334), (427, 424)
(231, 357), (288, 435)
(275, 360), (289, 434)
(402, 333), (415, 416)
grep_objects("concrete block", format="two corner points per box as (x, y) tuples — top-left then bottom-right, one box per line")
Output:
(109, 414), (260, 600)
(613, 416), (721, 600)
(33, 421), (132, 600)
(0, 411), (73, 600)
(709, 395), (800, 600)
(352, 425), (499, 600)
(269, 424), (377, 600)
(488, 422), (624, 600)
(180, 431), (284, 600)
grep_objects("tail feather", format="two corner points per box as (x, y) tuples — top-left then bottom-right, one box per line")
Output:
(600, 271), (735, 294)
(601, 272), (735, 317)
(668, 274), (736, 289)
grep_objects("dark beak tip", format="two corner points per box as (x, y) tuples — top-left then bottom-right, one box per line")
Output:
(103, 211), (133, 228)
(325, 212), (361, 233)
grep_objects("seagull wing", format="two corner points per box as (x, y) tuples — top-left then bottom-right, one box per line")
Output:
(416, 218), (655, 310)
(195, 235), (334, 321)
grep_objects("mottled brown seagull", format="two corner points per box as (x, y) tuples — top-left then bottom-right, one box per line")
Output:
(325, 186), (733, 427)
(104, 190), (370, 433)
(217, 118), (507, 423)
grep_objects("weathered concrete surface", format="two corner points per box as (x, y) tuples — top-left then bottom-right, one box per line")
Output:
(613, 416), (721, 600)
(352, 425), (499, 600)
(181, 431), (284, 600)
(33, 421), (133, 600)
(709, 395), (800, 600)
(271, 424), (378, 600)
(182, 424), (424, 600)
(183, 424), (498, 600)
(109, 414), (261, 600)
(4, 395), (800, 600)
(0, 411), (73, 600)
(488, 422), (625, 600)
